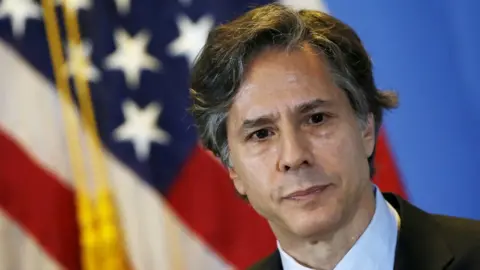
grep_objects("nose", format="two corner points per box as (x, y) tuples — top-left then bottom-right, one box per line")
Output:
(277, 130), (313, 172)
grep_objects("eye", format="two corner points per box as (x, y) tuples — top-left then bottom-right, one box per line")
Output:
(249, 128), (272, 141)
(308, 113), (326, 124)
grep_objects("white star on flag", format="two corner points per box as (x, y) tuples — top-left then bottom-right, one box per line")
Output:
(167, 14), (214, 67)
(56, 0), (92, 13)
(63, 41), (101, 83)
(113, 100), (171, 161)
(114, 0), (131, 15)
(104, 29), (161, 89)
(280, 0), (328, 12)
(0, 0), (42, 39)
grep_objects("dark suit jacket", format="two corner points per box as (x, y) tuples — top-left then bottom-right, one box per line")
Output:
(249, 192), (480, 270)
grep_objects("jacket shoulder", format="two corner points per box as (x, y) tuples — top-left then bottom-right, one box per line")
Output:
(383, 192), (480, 269)
(431, 214), (480, 253)
(421, 211), (480, 269)
(384, 192), (480, 250)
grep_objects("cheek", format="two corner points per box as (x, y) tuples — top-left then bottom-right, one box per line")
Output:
(309, 127), (362, 179)
(237, 140), (280, 174)
(233, 148), (275, 191)
(233, 153), (279, 217)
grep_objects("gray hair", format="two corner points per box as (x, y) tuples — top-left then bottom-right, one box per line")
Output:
(190, 3), (398, 178)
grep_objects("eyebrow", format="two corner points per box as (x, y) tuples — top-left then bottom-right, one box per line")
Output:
(238, 98), (331, 134)
(240, 114), (278, 133)
(295, 98), (331, 114)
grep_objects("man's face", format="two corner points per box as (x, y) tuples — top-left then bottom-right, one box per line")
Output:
(226, 47), (376, 239)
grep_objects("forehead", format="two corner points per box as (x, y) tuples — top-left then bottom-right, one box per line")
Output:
(230, 47), (343, 120)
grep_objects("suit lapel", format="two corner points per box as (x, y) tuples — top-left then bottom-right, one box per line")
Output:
(383, 193), (454, 270)
(248, 250), (283, 270)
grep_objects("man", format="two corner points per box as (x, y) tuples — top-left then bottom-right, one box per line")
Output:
(189, 3), (480, 270)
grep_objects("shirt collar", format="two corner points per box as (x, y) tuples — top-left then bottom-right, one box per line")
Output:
(278, 185), (400, 270)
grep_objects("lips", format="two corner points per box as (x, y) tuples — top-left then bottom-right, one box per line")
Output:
(284, 185), (330, 200)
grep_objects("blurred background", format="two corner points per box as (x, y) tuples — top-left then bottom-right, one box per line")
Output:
(0, 0), (478, 269)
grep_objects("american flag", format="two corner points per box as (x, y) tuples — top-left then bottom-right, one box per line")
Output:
(0, 0), (404, 269)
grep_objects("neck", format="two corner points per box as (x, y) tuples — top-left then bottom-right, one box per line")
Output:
(275, 185), (376, 270)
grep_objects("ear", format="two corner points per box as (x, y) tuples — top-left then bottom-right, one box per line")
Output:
(362, 114), (376, 158)
(229, 167), (247, 196)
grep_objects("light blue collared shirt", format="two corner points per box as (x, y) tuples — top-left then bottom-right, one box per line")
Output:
(278, 186), (400, 270)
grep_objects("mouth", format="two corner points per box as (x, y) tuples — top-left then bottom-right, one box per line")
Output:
(283, 184), (331, 201)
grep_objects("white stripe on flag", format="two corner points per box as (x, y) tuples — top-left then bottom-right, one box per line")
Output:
(0, 40), (230, 269)
(0, 209), (60, 270)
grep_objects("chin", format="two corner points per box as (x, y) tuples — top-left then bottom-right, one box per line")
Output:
(288, 208), (342, 238)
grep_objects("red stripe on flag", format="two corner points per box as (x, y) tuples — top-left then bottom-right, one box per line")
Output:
(373, 129), (407, 198)
(168, 145), (276, 269)
(0, 130), (80, 270)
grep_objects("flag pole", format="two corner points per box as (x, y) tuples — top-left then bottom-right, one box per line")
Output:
(41, 0), (131, 269)
(40, 0), (95, 269)
(59, 2), (131, 269)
